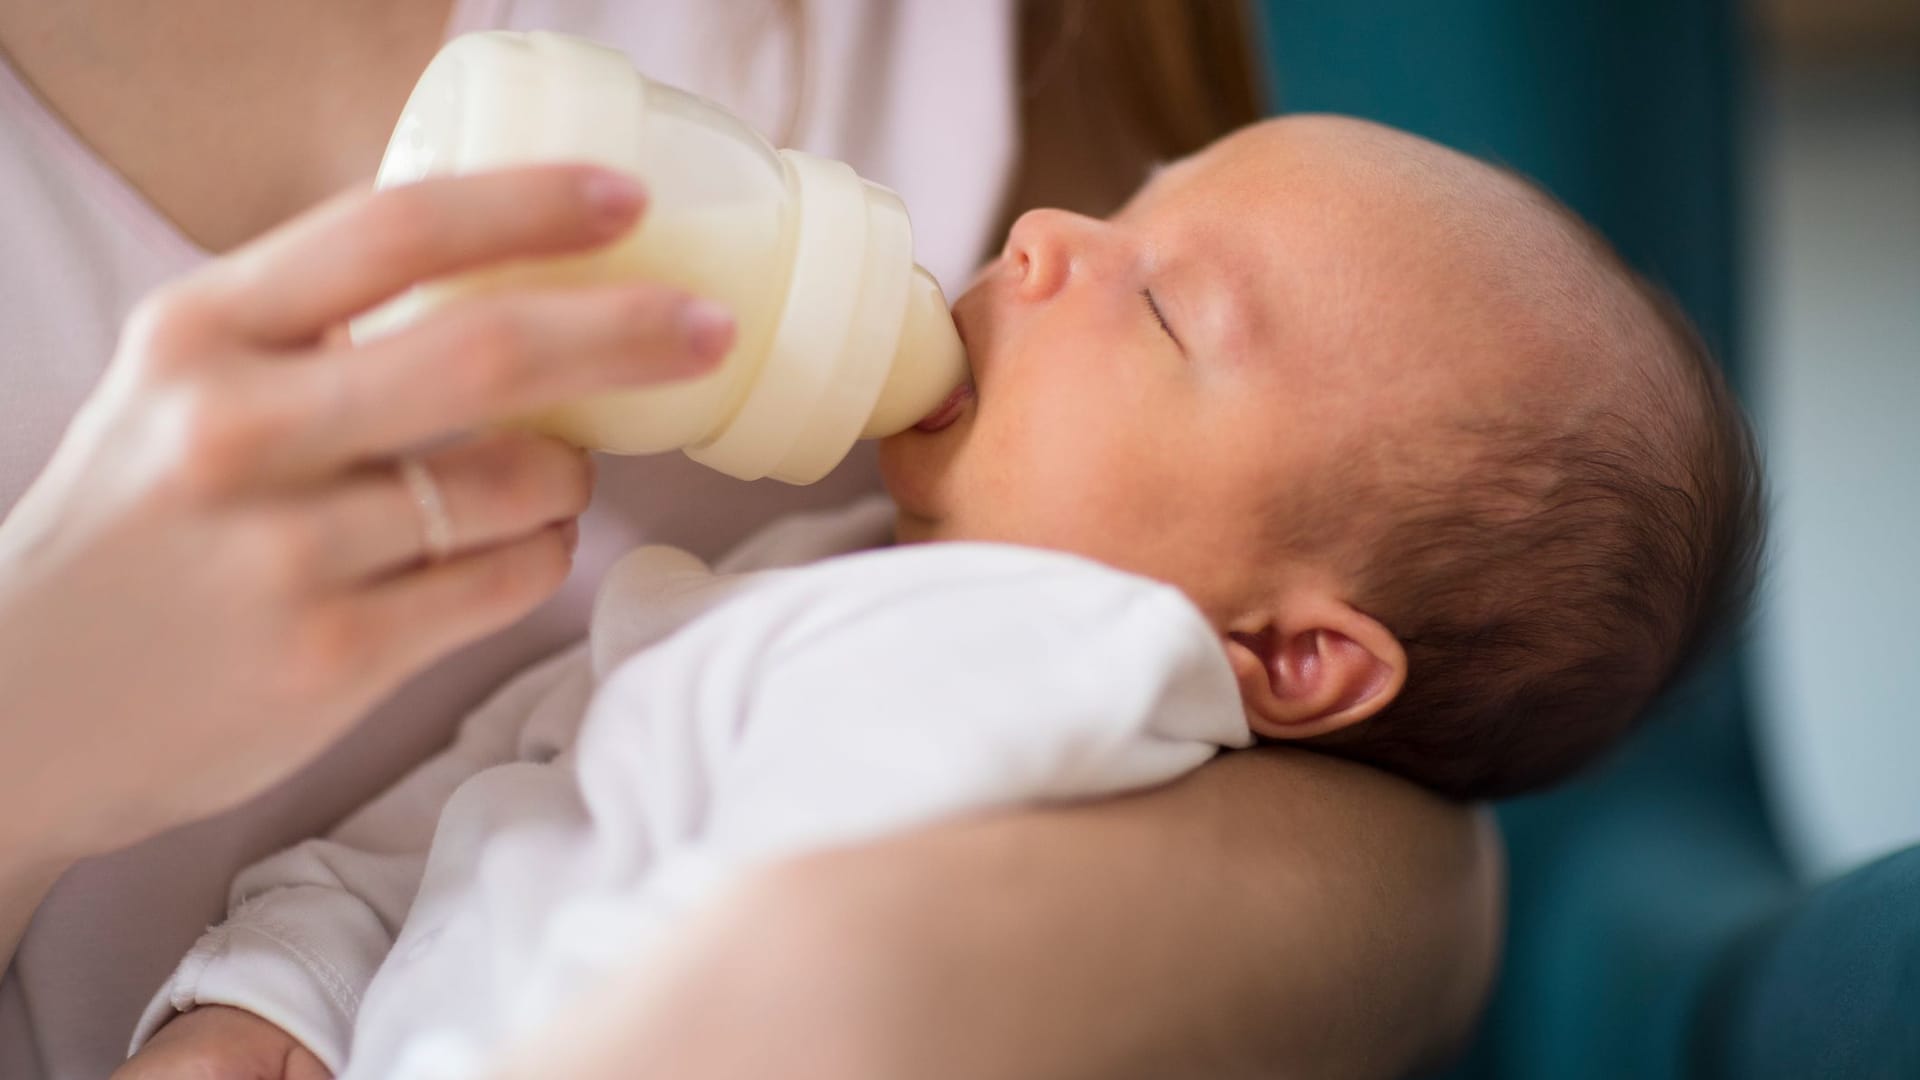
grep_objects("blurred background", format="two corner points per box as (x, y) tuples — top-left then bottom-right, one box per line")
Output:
(1747, 0), (1920, 883)
(1254, 0), (1917, 1075)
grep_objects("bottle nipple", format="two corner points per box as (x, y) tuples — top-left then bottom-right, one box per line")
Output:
(862, 267), (969, 438)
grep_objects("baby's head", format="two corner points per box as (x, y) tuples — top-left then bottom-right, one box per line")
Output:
(881, 115), (1762, 799)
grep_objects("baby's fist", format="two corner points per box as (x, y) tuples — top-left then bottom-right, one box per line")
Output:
(113, 1005), (331, 1080)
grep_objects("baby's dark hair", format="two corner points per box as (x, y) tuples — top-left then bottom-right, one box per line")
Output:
(1308, 197), (1765, 802)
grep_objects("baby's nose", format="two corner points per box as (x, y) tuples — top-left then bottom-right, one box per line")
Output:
(1004, 208), (1100, 302)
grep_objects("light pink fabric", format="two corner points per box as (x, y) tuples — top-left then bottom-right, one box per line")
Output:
(0, 2), (1015, 1075)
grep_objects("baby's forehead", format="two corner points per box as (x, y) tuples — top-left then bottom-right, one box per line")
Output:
(1146, 118), (1572, 305)
(1157, 117), (1550, 244)
(1162, 119), (1664, 426)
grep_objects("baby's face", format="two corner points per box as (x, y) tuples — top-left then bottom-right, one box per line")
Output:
(882, 116), (1608, 623)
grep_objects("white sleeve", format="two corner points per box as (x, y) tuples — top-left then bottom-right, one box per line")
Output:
(127, 644), (593, 1072)
(577, 547), (1252, 920)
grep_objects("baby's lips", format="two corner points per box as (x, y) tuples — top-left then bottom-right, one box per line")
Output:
(913, 382), (975, 432)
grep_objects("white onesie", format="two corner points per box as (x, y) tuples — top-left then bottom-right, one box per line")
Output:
(130, 498), (1251, 1077)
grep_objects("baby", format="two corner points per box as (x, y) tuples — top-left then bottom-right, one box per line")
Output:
(123, 116), (1762, 1078)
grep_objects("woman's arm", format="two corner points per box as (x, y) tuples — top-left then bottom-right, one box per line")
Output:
(493, 748), (1503, 1080)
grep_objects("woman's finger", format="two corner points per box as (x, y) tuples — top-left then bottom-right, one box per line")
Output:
(298, 432), (594, 585)
(340, 522), (579, 690)
(260, 283), (731, 476)
(205, 165), (647, 346)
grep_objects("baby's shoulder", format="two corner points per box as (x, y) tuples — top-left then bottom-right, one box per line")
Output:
(596, 539), (1215, 680)
(755, 541), (1211, 643)
(812, 540), (1152, 591)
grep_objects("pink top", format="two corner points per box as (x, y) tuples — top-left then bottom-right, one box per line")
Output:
(0, 2), (1016, 1075)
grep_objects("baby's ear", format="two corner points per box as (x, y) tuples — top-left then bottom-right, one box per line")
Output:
(1224, 599), (1406, 740)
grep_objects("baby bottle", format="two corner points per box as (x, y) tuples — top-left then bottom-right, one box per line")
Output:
(354, 30), (968, 485)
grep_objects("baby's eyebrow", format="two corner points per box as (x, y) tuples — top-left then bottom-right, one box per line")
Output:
(1183, 257), (1258, 369)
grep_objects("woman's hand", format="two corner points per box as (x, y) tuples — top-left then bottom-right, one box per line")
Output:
(0, 166), (731, 892)
(488, 749), (1503, 1080)
(113, 1006), (330, 1080)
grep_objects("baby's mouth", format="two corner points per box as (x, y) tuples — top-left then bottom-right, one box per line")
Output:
(913, 299), (980, 433)
(914, 381), (975, 432)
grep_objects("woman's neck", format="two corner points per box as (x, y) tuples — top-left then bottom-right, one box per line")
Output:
(0, 0), (455, 252)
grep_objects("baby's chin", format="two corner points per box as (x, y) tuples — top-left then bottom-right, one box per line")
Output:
(877, 416), (974, 543)
(888, 507), (941, 545)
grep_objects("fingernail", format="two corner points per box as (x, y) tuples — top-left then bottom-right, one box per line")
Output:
(581, 170), (644, 227)
(681, 299), (736, 363)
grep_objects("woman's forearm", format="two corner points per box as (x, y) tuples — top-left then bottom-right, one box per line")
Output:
(495, 748), (1504, 1080)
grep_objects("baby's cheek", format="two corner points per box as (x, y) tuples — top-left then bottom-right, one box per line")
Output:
(1028, 437), (1151, 529)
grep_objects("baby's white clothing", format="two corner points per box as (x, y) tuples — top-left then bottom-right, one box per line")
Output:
(131, 498), (1251, 1077)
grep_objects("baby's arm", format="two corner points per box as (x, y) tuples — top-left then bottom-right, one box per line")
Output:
(124, 644), (592, 1075)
